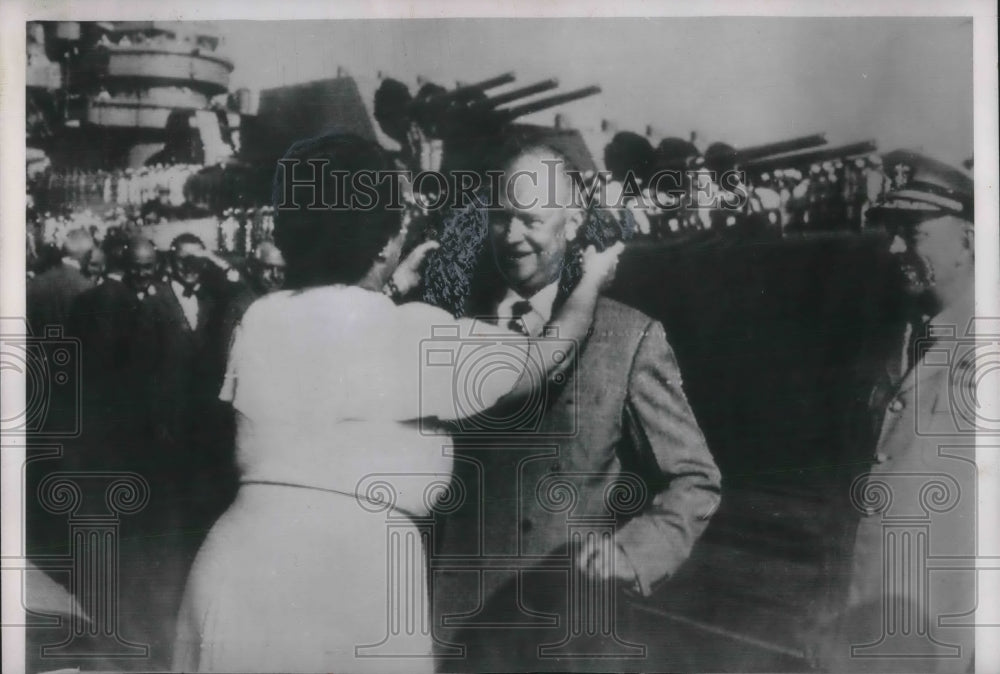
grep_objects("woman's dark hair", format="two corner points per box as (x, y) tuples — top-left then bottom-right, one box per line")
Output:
(271, 132), (402, 289)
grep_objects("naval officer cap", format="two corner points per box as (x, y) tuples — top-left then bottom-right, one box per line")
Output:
(866, 149), (974, 228)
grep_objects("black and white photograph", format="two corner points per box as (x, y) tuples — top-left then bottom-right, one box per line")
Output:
(1, 2), (998, 673)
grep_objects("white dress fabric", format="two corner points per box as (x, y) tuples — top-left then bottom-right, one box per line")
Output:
(173, 285), (526, 672)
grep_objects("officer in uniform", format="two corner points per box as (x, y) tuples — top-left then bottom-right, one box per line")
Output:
(817, 150), (976, 673)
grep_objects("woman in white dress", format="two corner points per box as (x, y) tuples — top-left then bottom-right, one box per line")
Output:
(172, 133), (622, 673)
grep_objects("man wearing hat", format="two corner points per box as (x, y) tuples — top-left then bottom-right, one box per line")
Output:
(817, 150), (975, 673)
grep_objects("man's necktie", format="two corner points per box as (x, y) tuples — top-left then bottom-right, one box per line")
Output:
(182, 284), (198, 298)
(508, 300), (533, 336)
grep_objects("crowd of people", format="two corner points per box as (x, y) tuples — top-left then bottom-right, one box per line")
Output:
(26, 124), (892, 275)
(596, 131), (887, 238)
(28, 222), (287, 535)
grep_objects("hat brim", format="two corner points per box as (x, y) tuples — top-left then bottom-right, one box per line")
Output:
(865, 203), (949, 228)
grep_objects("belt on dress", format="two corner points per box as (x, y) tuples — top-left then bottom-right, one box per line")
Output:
(239, 479), (421, 520)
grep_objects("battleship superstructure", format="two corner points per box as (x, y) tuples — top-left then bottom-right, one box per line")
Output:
(27, 21), (238, 171)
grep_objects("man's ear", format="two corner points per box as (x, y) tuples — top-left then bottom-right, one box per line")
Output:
(565, 207), (585, 242)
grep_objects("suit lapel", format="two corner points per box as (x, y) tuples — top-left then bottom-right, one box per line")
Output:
(163, 282), (193, 332)
(196, 291), (215, 334)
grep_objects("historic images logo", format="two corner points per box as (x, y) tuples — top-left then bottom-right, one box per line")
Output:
(913, 317), (1000, 436)
(418, 321), (578, 436)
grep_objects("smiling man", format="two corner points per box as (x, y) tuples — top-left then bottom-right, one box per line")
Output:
(433, 143), (721, 672)
(487, 148), (586, 335)
(818, 150), (976, 673)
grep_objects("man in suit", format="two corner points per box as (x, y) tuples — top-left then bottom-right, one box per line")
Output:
(69, 234), (151, 368)
(142, 233), (240, 528)
(144, 233), (236, 429)
(816, 151), (976, 673)
(432, 144), (722, 672)
(27, 227), (95, 335)
(67, 236), (160, 468)
(118, 234), (240, 655)
(51, 237), (166, 658)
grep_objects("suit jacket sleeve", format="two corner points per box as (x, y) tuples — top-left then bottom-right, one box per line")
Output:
(613, 319), (722, 597)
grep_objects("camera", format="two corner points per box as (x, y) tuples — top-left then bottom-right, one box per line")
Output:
(419, 320), (577, 435)
(1, 324), (81, 437)
(913, 317), (1000, 436)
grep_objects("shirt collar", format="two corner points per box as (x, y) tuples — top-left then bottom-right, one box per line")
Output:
(171, 278), (200, 297)
(496, 280), (560, 323)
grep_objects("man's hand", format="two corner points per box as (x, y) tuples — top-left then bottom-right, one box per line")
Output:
(191, 247), (241, 281)
(576, 535), (641, 593)
(191, 247), (229, 269)
(389, 239), (440, 297)
(580, 241), (625, 292)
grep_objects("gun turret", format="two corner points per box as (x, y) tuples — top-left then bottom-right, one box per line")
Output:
(373, 73), (604, 173)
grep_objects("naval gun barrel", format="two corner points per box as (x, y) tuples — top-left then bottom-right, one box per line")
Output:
(736, 133), (828, 162)
(498, 85), (602, 121)
(417, 72), (517, 108)
(477, 79), (561, 109)
(746, 139), (878, 172)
